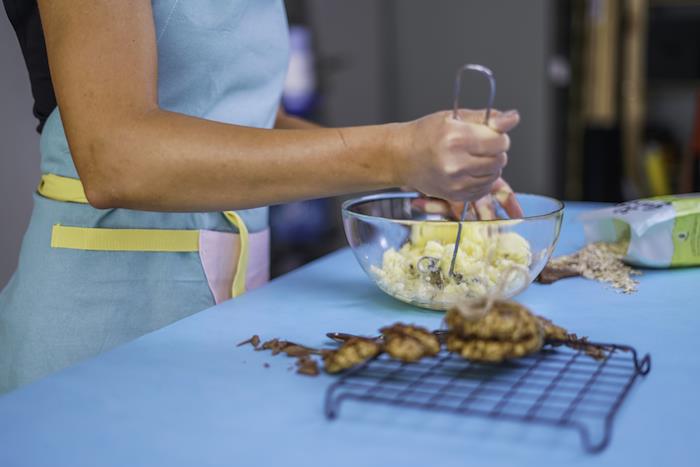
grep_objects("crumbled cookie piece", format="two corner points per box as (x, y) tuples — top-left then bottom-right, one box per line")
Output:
(562, 335), (609, 360)
(260, 339), (316, 357)
(260, 338), (285, 354)
(536, 316), (570, 341)
(296, 356), (320, 376)
(380, 323), (440, 362)
(237, 335), (261, 349)
(534, 317), (609, 360)
(323, 338), (382, 373)
(282, 345), (315, 357)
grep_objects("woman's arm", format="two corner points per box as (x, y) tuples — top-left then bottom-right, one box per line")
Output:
(274, 108), (320, 130)
(38, 0), (517, 213)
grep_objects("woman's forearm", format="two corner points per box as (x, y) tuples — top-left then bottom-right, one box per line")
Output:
(274, 108), (320, 130)
(84, 108), (403, 211)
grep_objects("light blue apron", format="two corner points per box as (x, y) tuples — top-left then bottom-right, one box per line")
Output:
(0, 0), (290, 393)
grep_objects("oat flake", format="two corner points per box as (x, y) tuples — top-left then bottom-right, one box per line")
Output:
(547, 242), (641, 293)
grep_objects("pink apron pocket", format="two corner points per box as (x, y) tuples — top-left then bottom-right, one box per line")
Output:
(199, 230), (239, 304)
(199, 228), (270, 304)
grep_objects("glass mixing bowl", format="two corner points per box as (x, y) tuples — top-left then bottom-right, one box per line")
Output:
(342, 192), (564, 310)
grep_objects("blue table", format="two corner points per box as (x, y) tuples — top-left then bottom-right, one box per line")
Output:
(0, 203), (697, 467)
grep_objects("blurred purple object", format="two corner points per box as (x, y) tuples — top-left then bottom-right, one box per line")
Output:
(282, 25), (317, 116)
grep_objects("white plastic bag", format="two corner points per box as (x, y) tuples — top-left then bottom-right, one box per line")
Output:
(578, 195), (700, 268)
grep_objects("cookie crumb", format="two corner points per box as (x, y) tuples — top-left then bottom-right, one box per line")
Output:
(237, 335), (261, 349)
(260, 339), (317, 357)
(296, 356), (320, 376)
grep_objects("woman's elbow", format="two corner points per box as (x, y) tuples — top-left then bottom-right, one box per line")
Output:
(68, 112), (158, 210)
(73, 140), (126, 210)
(83, 183), (117, 210)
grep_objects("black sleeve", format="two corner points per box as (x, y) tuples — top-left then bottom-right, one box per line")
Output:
(3, 0), (56, 133)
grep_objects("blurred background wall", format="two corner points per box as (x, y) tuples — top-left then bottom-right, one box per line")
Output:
(2, 0), (700, 286)
(0, 11), (41, 289)
(304, 0), (557, 195)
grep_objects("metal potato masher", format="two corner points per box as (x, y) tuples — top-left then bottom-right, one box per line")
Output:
(417, 64), (497, 281)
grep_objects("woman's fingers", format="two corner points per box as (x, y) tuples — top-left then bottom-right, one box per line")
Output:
(488, 110), (520, 133)
(455, 109), (520, 134)
(454, 178), (522, 220)
(469, 132), (510, 156)
(449, 201), (464, 220)
(473, 195), (497, 220)
(447, 119), (510, 156)
(459, 152), (507, 177)
(491, 178), (524, 218)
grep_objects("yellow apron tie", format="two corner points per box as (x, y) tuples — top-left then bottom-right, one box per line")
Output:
(50, 225), (200, 252)
(38, 174), (249, 298)
(38, 173), (89, 203)
(223, 210), (248, 297)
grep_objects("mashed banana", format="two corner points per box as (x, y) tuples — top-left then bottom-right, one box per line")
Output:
(370, 223), (531, 306)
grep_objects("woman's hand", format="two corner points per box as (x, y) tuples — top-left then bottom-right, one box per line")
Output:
(411, 177), (523, 221)
(393, 109), (520, 204)
(469, 177), (523, 219)
(454, 177), (523, 220)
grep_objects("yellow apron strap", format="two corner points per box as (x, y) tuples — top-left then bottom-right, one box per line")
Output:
(39, 174), (251, 299)
(223, 211), (249, 298)
(51, 225), (200, 252)
(38, 174), (88, 203)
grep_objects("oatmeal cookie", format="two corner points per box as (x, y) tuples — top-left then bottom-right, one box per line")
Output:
(380, 323), (440, 362)
(445, 300), (541, 341)
(323, 337), (382, 373)
(446, 332), (543, 363)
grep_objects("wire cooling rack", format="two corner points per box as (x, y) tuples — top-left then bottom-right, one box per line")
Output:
(325, 341), (651, 453)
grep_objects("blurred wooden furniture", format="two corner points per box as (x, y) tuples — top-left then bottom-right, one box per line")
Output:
(568, 0), (700, 200)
